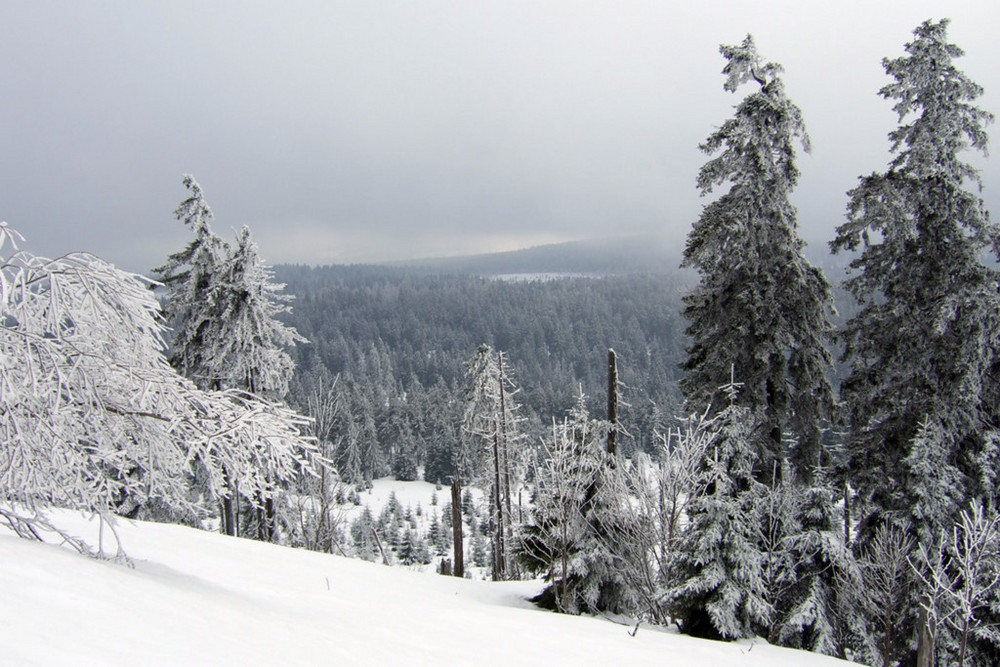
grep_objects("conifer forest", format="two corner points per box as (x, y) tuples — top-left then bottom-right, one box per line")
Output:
(5, 19), (1000, 666)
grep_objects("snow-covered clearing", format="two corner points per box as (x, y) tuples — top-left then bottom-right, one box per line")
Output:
(0, 508), (859, 666)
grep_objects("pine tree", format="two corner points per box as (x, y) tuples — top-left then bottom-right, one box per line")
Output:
(209, 226), (305, 400)
(153, 175), (230, 390)
(666, 379), (771, 640)
(831, 19), (999, 544)
(681, 35), (834, 483)
(350, 506), (378, 561)
(517, 391), (639, 615)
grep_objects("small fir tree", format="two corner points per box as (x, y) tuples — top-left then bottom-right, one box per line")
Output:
(666, 378), (771, 640)
(517, 391), (640, 615)
(775, 474), (855, 656)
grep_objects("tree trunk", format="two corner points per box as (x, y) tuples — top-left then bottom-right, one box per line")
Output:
(882, 611), (893, 667)
(372, 527), (390, 566)
(959, 617), (969, 667)
(764, 377), (782, 485)
(451, 477), (465, 578)
(843, 478), (851, 547)
(491, 431), (505, 581)
(497, 351), (513, 579)
(916, 602), (935, 667)
(221, 466), (236, 536)
(256, 489), (274, 542)
(607, 349), (618, 457)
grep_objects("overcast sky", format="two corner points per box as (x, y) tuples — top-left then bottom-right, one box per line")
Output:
(3, 1), (998, 271)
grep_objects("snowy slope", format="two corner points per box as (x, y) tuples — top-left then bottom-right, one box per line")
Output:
(0, 511), (859, 666)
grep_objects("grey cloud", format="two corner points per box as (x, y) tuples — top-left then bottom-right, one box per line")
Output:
(2, 1), (997, 271)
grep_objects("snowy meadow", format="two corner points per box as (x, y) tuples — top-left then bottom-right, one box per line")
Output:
(0, 506), (856, 666)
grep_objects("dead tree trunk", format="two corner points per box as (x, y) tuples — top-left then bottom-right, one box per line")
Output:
(607, 348), (618, 457)
(372, 527), (390, 566)
(491, 431), (505, 581)
(451, 477), (465, 578)
(221, 466), (236, 536)
(498, 351), (514, 579)
(916, 602), (935, 667)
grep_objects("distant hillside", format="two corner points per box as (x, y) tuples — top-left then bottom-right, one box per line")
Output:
(383, 233), (849, 283)
(388, 235), (691, 278)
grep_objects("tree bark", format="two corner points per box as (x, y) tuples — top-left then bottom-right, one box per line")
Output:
(916, 602), (935, 667)
(221, 466), (236, 536)
(607, 349), (618, 457)
(491, 431), (505, 581)
(498, 351), (514, 579)
(451, 477), (465, 578)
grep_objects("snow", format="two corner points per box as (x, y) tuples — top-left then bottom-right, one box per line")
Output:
(0, 509), (860, 666)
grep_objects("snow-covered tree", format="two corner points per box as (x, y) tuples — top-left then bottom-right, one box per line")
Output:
(518, 412), (601, 613)
(626, 409), (717, 624)
(155, 178), (308, 538)
(681, 35), (834, 483)
(773, 474), (855, 656)
(666, 378), (771, 640)
(913, 503), (1000, 666)
(0, 223), (318, 554)
(829, 21), (999, 663)
(831, 19), (1000, 538)
(517, 391), (640, 616)
(153, 175), (230, 389)
(857, 524), (916, 667)
(462, 344), (524, 580)
(209, 225), (305, 400)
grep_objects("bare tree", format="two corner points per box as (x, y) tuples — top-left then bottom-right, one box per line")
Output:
(912, 503), (1000, 667)
(859, 524), (916, 667)
(625, 408), (716, 623)
(462, 344), (523, 581)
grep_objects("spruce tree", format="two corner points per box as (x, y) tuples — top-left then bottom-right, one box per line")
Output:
(666, 379), (771, 640)
(155, 178), (308, 539)
(776, 474), (855, 656)
(209, 225), (305, 400)
(153, 175), (230, 390)
(831, 19), (999, 541)
(681, 36), (834, 484)
(517, 391), (638, 615)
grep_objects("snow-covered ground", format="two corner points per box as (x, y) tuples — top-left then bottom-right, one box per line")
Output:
(0, 508), (860, 666)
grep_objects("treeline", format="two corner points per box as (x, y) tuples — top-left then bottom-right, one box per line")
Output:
(276, 266), (689, 467)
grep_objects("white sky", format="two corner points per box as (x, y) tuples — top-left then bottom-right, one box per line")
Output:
(2, 1), (998, 270)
